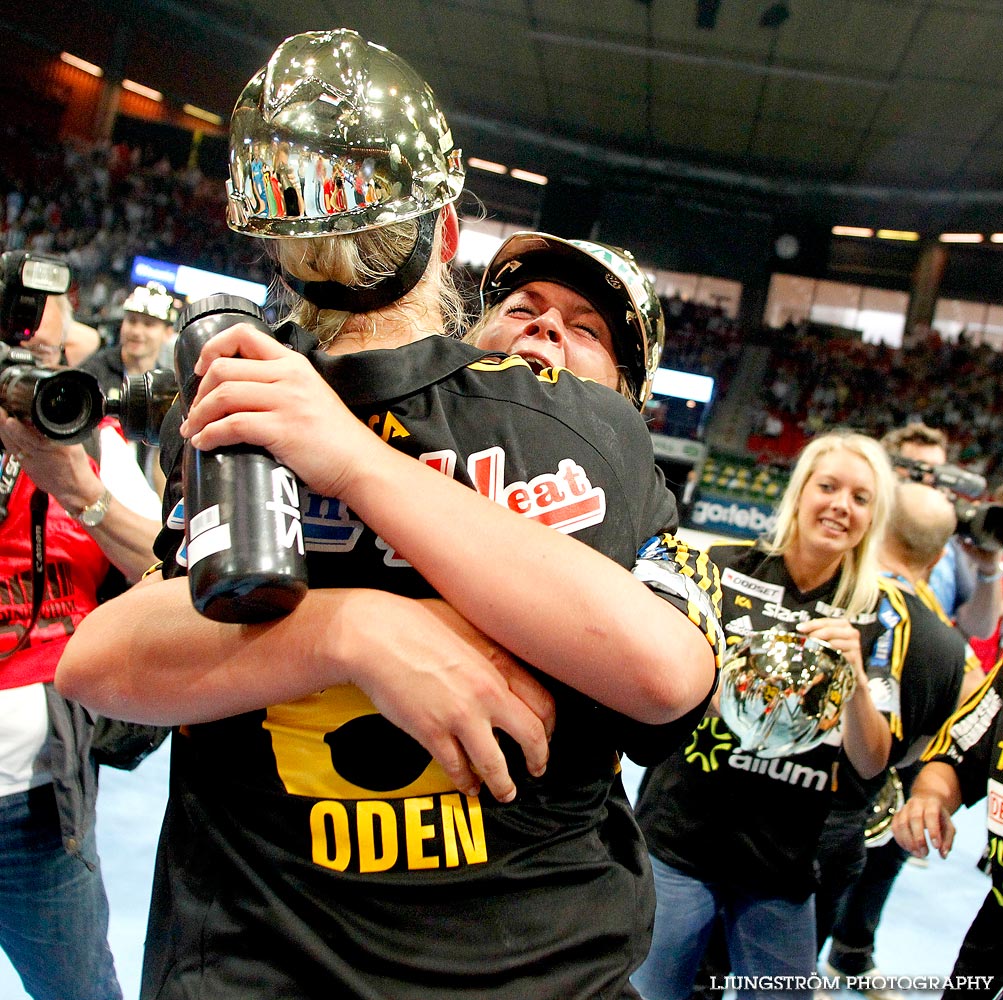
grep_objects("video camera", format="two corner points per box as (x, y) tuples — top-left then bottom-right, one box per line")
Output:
(893, 453), (1003, 552)
(0, 250), (178, 447)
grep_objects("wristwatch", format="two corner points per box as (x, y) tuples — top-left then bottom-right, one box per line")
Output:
(70, 488), (112, 527)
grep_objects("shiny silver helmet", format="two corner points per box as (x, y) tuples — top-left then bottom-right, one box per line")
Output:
(718, 628), (856, 759)
(122, 282), (177, 323)
(226, 29), (464, 239)
(480, 233), (665, 407)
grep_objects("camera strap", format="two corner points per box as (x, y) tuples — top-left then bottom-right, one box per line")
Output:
(0, 450), (20, 525)
(0, 461), (48, 660)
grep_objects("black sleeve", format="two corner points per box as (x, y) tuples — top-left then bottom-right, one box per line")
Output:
(601, 521), (724, 767)
(152, 400), (186, 578)
(896, 603), (967, 759)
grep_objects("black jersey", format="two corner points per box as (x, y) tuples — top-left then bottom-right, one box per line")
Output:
(145, 336), (682, 1000)
(923, 661), (1003, 917)
(634, 541), (964, 902)
(77, 343), (125, 396)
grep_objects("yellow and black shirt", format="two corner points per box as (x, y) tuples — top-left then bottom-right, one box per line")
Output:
(923, 660), (1003, 912)
(635, 541), (965, 903)
(147, 335), (695, 1000)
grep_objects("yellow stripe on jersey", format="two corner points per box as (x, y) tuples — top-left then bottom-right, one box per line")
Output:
(466, 355), (598, 388)
(641, 534), (725, 670)
(877, 577), (911, 740)
(922, 660), (1002, 760)
(914, 578), (953, 625)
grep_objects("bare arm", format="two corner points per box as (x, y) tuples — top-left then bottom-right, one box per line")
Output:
(891, 760), (962, 859)
(0, 415), (159, 582)
(796, 617), (891, 779)
(954, 544), (1002, 640)
(178, 325), (716, 724)
(57, 574), (555, 802)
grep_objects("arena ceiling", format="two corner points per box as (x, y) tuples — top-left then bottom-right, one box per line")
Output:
(12, 0), (1003, 232)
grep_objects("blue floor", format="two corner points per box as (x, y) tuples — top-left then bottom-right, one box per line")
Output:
(0, 733), (990, 998)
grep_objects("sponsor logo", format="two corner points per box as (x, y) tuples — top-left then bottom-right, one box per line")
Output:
(691, 500), (776, 534)
(762, 602), (812, 625)
(722, 568), (785, 604)
(377, 446), (607, 565)
(951, 687), (1002, 752)
(724, 614), (754, 636)
(683, 720), (830, 790)
(727, 752), (829, 791)
(266, 466), (305, 555)
(302, 494), (364, 554)
(988, 778), (1003, 838)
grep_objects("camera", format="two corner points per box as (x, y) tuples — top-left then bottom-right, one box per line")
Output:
(0, 251), (105, 444)
(954, 499), (1003, 552)
(893, 453), (1003, 552)
(103, 368), (179, 446)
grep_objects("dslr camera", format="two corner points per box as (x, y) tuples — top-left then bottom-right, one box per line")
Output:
(893, 453), (1003, 552)
(0, 251), (104, 443)
(0, 251), (178, 447)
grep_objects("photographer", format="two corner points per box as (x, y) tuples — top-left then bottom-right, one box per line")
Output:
(882, 423), (1002, 640)
(78, 281), (178, 495)
(0, 265), (162, 1000)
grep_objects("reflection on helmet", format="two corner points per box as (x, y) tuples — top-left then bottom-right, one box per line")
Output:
(480, 233), (665, 407)
(718, 628), (856, 758)
(227, 29), (464, 239)
(122, 282), (177, 323)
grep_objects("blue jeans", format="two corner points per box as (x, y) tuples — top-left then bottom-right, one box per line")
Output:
(0, 785), (122, 1000)
(631, 854), (816, 1000)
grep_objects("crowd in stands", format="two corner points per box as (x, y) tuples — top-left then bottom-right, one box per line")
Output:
(660, 291), (742, 393)
(749, 320), (1003, 489)
(0, 133), (268, 339)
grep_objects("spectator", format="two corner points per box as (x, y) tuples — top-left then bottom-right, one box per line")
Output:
(0, 288), (162, 1000)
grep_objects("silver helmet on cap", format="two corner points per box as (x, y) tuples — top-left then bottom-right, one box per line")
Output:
(718, 628), (856, 758)
(480, 233), (665, 407)
(226, 29), (464, 239)
(122, 281), (177, 323)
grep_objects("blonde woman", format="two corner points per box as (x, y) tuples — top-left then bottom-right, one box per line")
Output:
(632, 431), (903, 1000)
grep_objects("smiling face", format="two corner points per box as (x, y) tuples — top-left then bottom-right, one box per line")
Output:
(795, 448), (877, 568)
(119, 311), (172, 373)
(475, 280), (620, 390)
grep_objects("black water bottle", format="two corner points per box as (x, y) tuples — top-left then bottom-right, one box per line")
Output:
(174, 294), (309, 623)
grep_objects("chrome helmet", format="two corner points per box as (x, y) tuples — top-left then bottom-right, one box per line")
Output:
(226, 29), (464, 239)
(122, 282), (177, 324)
(480, 233), (665, 407)
(718, 628), (856, 758)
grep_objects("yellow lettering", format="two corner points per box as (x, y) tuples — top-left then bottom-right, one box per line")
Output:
(381, 413), (410, 443)
(735, 595), (752, 609)
(996, 739), (1003, 770)
(310, 800), (352, 871)
(357, 801), (398, 873)
(404, 797), (439, 869)
(440, 794), (488, 867)
(368, 414), (380, 431)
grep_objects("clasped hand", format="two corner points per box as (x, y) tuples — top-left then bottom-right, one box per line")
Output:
(180, 325), (557, 802)
(179, 323), (374, 501)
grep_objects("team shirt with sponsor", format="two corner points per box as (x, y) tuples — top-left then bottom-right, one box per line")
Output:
(146, 336), (686, 1000)
(924, 661), (1003, 910)
(635, 541), (964, 902)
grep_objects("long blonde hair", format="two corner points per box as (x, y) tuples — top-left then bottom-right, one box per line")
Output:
(269, 214), (466, 347)
(764, 430), (895, 617)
